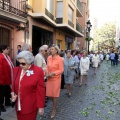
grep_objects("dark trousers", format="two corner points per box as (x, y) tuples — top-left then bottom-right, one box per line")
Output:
(111, 59), (115, 65)
(114, 59), (118, 65)
(0, 85), (11, 108)
(61, 74), (65, 89)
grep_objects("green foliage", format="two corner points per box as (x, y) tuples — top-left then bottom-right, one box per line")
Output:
(92, 22), (116, 51)
(85, 37), (93, 41)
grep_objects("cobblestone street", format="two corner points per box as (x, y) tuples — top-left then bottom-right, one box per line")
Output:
(1, 61), (120, 120)
(39, 61), (120, 120)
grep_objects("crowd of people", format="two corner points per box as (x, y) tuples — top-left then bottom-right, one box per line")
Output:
(0, 43), (120, 120)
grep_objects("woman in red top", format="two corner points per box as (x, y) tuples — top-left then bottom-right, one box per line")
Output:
(11, 51), (45, 120)
(0, 45), (14, 113)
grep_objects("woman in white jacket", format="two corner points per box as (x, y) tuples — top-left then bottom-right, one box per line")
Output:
(79, 51), (90, 87)
(92, 52), (100, 74)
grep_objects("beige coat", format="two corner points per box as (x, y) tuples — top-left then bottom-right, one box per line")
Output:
(34, 53), (46, 71)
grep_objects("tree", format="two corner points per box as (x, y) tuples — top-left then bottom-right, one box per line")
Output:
(92, 22), (116, 52)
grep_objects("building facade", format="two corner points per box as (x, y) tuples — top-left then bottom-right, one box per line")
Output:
(0, 0), (27, 61)
(75, 0), (90, 51)
(27, 0), (84, 55)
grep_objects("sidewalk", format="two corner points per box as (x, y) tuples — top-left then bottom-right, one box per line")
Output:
(1, 107), (16, 120)
(1, 61), (120, 120)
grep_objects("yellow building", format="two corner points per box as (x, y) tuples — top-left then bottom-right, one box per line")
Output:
(27, 0), (84, 54)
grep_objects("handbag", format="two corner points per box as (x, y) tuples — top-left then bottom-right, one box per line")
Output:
(11, 67), (20, 108)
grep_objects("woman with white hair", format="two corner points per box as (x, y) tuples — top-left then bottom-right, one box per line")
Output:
(11, 51), (45, 120)
(46, 44), (64, 118)
(22, 43), (32, 52)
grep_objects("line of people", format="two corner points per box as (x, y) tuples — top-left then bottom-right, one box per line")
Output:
(0, 44), (64, 120)
(1, 43), (119, 120)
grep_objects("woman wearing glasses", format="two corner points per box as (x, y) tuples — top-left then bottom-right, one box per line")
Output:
(0, 45), (14, 115)
(46, 44), (64, 118)
(11, 51), (45, 120)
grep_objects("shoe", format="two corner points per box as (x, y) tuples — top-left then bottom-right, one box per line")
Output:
(79, 84), (82, 87)
(1, 107), (6, 112)
(0, 118), (3, 120)
(65, 92), (69, 95)
(50, 111), (56, 119)
(68, 93), (71, 98)
(85, 83), (88, 86)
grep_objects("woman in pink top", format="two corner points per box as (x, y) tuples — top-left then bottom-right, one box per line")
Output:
(46, 44), (64, 118)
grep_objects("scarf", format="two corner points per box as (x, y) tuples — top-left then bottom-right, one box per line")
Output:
(2, 53), (14, 81)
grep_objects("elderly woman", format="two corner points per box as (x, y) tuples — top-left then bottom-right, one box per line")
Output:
(22, 43), (32, 52)
(92, 52), (100, 74)
(0, 45), (14, 113)
(46, 44), (64, 118)
(79, 51), (90, 86)
(11, 51), (45, 120)
(64, 51), (76, 97)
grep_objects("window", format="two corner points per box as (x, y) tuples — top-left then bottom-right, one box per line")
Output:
(45, 0), (53, 14)
(57, 40), (61, 49)
(56, 1), (63, 18)
(68, 6), (73, 22)
(0, 27), (10, 46)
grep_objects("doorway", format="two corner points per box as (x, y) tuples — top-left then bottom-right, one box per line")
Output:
(32, 26), (53, 56)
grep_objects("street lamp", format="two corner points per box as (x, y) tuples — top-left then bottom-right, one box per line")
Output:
(86, 20), (92, 53)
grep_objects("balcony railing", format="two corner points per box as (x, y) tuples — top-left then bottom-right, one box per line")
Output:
(55, 18), (63, 24)
(76, 22), (82, 33)
(45, 8), (54, 21)
(68, 20), (74, 28)
(0, 0), (27, 18)
(77, 0), (82, 13)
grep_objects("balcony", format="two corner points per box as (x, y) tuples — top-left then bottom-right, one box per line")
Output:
(68, 20), (74, 28)
(55, 18), (63, 24)
(76, 22), (82, 33)
(0, 0), (27, 18)
(76, 0), (83, 17)
(45, 8), (54, 21)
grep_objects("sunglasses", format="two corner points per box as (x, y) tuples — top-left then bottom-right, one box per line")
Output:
(19, 62), (26, 66)
(45, 50), (48, 52)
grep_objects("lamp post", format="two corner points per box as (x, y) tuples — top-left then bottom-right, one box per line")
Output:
(86, 20), (92, 54)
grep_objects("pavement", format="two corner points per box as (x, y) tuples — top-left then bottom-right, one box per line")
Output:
(1, 61), (120, 120)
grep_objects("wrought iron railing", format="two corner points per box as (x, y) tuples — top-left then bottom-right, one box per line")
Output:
(45, 8), (54, 20)
(68, 20), (74, 28)
(77, 0), (82, 13)
(0, 0), (27, 18)
(76, 22), (82, 33)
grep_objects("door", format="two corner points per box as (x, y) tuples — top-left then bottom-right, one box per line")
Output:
(0, 27), (10, 46)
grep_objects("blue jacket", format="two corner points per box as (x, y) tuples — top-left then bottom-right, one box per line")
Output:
(64, 57), (77, 76)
